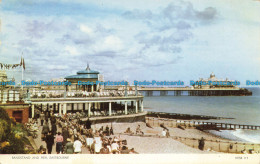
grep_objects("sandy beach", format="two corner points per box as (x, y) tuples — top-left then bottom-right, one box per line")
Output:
(91, 122), (229, 154)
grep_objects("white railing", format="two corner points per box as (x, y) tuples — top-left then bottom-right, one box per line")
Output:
(30, 90), (142, 99)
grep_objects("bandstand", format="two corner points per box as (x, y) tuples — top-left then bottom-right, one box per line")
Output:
(28, 65), (145, 122)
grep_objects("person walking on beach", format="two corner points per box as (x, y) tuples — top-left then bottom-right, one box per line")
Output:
(56, 132), (64, 154)
(110, 127), (114, 135)
(105, 125), (110, 135)
(85, 118), (91, 129)
(64, 138), (74, 154)
(73, 137), (82, 154)
(166, 129), (170, 138)
(161, 129), (166, 137)
(51, 123), (57, 136)
(35, 109), (40, 120)
(198, 137), (205, 151)
(40, 112), (45, 126)
(42, 122), (49, 141)
(62, 127), (70, 147)
(45, 131), (54, 154)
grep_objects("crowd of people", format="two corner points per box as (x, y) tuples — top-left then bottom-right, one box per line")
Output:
(34, 112), (138, 154)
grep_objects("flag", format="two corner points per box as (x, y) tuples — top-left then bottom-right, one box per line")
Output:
(20, 56), (22, 66)
(20, 56), (25, 70)
(22, 58), (25, 70)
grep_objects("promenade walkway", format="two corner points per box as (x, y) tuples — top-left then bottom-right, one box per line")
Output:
(32, 119), (90, 154)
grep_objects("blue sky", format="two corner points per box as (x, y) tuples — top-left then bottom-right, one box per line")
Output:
(0, 0), (260, 86)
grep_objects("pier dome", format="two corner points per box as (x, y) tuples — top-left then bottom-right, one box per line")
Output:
(210, 72), (215, 78)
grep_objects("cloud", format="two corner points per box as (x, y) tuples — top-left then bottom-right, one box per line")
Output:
(79, 24), (93, 35)
(65, 46), (79, 55)
(123, 1), (217, 25)
(4, 0), (259, 83)
(119, 0), (218, 68)
(17, 39), (38, 48)
(25, 20), (59, 39)
(92, 51), (119, 58)
(196, 7), (217, 20)
(102, 35), (123, 51)
(123, 10), (154, 20)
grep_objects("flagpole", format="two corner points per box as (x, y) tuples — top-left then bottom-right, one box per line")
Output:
(21, 53), (23, 90)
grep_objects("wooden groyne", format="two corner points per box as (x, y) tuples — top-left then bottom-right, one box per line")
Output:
(146, 111), (233, 120)
(146, 117), (260, 130)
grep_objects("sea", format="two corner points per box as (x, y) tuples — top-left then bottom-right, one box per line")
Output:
(142, 87), (260, 143)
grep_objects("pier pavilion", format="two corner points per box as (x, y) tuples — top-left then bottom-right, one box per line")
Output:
(31, 65), (145, 122)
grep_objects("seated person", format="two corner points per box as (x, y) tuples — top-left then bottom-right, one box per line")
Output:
(136, 125), (144, 135)
(120, 146), (129, 154)
(111, 141), (119, 154)
(124, 127), (133, 134)
(100, 143), (110, 154)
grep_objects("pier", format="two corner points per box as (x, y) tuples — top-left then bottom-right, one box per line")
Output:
(139, 87), (252, 96)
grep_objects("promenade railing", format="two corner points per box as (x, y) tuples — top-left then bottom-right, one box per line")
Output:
(30, 90), (142, 99)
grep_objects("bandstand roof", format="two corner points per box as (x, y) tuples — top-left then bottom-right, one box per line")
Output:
(65, 64), (99, 79)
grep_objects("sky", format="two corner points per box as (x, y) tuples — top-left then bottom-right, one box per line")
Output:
(0, 0), (260, 86)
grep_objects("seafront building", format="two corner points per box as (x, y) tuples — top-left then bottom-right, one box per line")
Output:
(0, 66), (145, 124)
(0, 70), (29, 123)
(192, 72), (240, 89)
(138, 73), (251, 96)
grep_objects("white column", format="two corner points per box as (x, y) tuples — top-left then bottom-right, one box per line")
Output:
(91, 85), (94, 92)
(141, 100), (144, 112)
(63, 103), (67, 114)
(59, 103), (62, 115)
(109, 102), (112, 116)
(32, 104), (35, 118)
(97, 84), (99, 91)
(135, 101), (138, 113)
(95, 102), (97, 109)
(125, 101), (128, 115)
(88, 102), (91, 117)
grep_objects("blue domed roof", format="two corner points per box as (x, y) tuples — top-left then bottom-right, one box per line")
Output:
(77, 69), (99, 74)
(65, 65), (99, 79)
